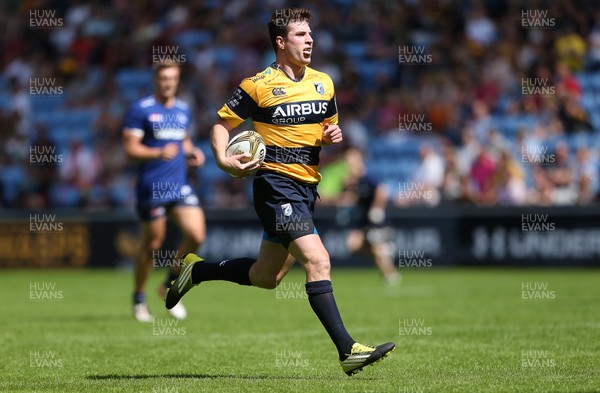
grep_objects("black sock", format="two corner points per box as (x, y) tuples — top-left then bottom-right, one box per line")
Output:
(133, 291), (145, 305)
(305, 280), (355, 360)
(191, 258), (255, 286)
(164, 271), (178, 289)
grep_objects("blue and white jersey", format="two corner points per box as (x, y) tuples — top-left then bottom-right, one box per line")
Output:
(123, 95), (192, 203)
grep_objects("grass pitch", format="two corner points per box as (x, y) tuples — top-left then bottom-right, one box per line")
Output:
(0, 267), (598, 392)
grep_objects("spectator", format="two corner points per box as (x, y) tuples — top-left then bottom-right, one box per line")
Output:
(59, 139), (101, 193)
(554, 25), (587, 72)
(411, 144), (444, 206)
(573, 146), (598, 205)
(544, 142), (576, 205)
(470, 149), (497, 204)
(487, 149), (527, 206)
(465, 6), (497, 49)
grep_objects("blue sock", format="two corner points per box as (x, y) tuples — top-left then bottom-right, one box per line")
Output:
(306, 280), (355, 360)
(191, 258), (255, 286)
(133, 291), (145, 305)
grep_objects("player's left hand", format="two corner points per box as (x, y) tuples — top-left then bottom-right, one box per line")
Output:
(322, 123), (343, 145)
(186, 147), (205, 167)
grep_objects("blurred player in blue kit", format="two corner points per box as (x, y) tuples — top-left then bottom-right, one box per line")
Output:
(166, 8), (395, 375)
(122, 61), (206, 322)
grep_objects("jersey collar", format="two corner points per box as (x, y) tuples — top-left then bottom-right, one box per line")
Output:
(271, 62), (305, 82)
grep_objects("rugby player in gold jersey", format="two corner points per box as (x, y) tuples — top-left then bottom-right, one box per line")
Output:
(167, 7), (395, 375)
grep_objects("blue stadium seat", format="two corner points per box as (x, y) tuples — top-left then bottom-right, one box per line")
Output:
(31, 95), (66, 114)
(355, 60), (396, 87)
(0, 94), (11, 110)
(42, 109), (97, 145)
(492, 115), (537, 136)
(175, 30), (213, 51)
(344, 42), (367, 59)
(589, 73), (600, 89)
(214, 47), (236, 70)
(589, 112), (600, 131)
(581, 92), (596, 112)
(115, 69), (152, 92)
(575, 72), (591, 90)
(0, 164), (26, 204)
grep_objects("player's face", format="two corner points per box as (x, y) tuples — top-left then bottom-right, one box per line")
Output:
(283, 21), (313, 67)
(154, 66), (180, 100)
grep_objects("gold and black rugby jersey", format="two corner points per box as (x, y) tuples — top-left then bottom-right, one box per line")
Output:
(217, 63), (338, 184)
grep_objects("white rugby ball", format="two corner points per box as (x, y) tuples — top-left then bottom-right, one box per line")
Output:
(226, 130), (266, 165)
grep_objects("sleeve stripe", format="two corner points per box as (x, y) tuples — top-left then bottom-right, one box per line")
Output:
(225, 86), (259, 120)
(123, 128), (145, 137)
(324, 96), (338, 119)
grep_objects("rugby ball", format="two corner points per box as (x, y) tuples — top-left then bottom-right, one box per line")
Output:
(226, 130), (266, 165)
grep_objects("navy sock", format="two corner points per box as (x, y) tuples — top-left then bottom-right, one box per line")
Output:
(164, 271), (178, 289)
(191, 258), (255, 286)
(133, 291), (145, 305)
(305, 280), (355, 360)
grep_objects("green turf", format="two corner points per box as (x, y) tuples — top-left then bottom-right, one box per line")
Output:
(0, 268), (598, 392)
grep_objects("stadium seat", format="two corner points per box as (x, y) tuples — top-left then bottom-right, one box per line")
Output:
(344, 42), (367, 59)
(0, 94), (11, 110)
(355, 60), (397, 87)
(115, 69), (153, 92)
(175, 30), (213, 52)
(581, 92), (596, 112)
(589, 73), (600, 89)
(0, 164), (26, 204)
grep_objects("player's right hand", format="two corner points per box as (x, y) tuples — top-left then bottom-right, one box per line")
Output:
(160, 143), (179, 160)
(219, 153), (261, 178)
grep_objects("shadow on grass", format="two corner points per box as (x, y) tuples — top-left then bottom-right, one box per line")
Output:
(86, 373), (373, 381)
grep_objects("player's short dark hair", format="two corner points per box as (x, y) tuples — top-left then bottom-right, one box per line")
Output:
(268, 8), (312, 53)
(152, 60), (180, 78)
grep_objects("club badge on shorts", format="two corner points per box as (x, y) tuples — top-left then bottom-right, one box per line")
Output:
(281, 203), (293, 217)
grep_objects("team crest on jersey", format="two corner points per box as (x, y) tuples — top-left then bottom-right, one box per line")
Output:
(272, 87), (286, 96)
(313, 82), (324, 95)
(281, 203), (293, 217)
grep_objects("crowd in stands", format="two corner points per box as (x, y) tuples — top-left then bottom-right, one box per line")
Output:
(1, 0), (599, 209)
